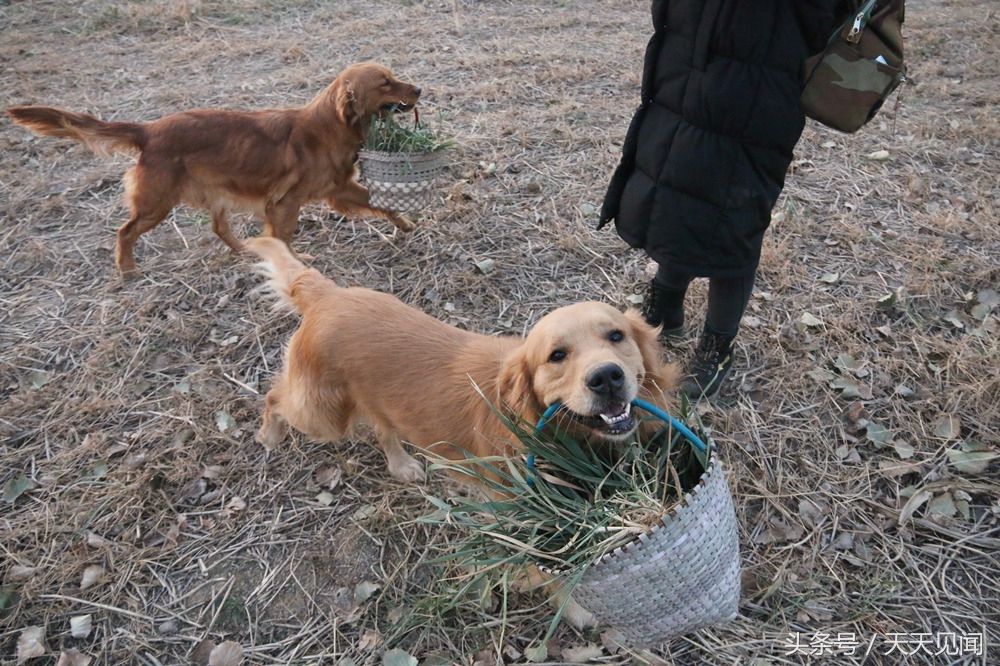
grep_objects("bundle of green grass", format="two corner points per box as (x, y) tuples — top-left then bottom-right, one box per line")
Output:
(423, 403), (709, 576)
(364, 111), (453, 154)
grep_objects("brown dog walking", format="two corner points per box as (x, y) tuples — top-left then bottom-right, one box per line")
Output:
(8, 62), (421, 276)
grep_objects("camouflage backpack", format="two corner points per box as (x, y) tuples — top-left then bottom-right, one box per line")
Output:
(801, 0), (907, 133)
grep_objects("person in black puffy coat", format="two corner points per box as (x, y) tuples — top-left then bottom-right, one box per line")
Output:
(600, 0), (844, 398)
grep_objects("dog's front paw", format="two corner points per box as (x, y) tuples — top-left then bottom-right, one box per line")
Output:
(256, 421), (285, 450)
(392, 214), (416, 233)
(388, 455), (425, 483)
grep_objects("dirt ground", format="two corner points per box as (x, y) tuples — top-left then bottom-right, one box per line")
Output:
(1, 0), (998, 664)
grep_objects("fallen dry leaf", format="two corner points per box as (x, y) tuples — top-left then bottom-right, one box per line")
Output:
(932, 415), (962, 440)
(382, 649), (417, 666)
(69, 614), (92, 638)
(357, 628), (381, 651)
(56, 650), (92, 666)
(85, 532), (111, 548)
(942, 310), (965, 329)
(215, 410), (236, 433)
(866, 422), (892, 447)
(354, 580), (380, 604)
(190, 638), (215, 666)
(898, 488), (933, 526)
(797, 498), (827, 527)
(8, 565), (36, 582)
(977, 288), (999, 308)
(3, 475), (36, 504)
(202, 464), (224, 479)
(17, 625), (47, 663)
(80, 565), (105, 591)
(208, 641), (244, 666)
(799, 312), (824, 327)
(315, 465), (343, 490)
(893, 440), (915, 459)
(600, 629), (627, 654)
(947, 449), (998, 474)
(561, 643), (604, 662)
(928, 492), (957, 520)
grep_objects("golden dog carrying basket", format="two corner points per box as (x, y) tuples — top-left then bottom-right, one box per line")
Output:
(358, 149), (447, 213)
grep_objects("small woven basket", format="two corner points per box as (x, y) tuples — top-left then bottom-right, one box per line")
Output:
(358, 149), (448, 213)
(572, 452), (740, 647)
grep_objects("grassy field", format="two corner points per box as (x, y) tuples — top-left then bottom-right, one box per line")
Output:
(1, 0), (998, 664)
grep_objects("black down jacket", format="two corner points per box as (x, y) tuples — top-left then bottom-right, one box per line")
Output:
(599, 0), (843, 277)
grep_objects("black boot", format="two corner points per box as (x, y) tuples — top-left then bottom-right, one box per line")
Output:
(680, 329), (735, 398)
(642, 280), (685, 342)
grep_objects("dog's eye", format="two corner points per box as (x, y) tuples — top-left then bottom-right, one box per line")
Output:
(548, 349), (567, 363)
(608, 329), (625, 343)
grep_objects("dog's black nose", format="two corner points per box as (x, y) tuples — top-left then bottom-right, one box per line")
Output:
(586, 363), (626, 396)
(413, 87), (422, 97)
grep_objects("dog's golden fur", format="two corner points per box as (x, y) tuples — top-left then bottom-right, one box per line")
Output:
(6, 62), (420, 276)
(246, 238), (679, 483)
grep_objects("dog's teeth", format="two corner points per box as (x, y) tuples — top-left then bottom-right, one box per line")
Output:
(599, 406), (631, 426)
(624, 403), (631, 416)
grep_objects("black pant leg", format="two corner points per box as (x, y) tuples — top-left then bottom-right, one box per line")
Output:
(705, 273), (755, 338)
(653, 264), (693, 330)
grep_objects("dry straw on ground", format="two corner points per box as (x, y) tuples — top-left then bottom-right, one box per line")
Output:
(1, 0), (998, 664)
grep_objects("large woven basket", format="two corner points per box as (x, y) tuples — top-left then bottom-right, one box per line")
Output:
(573, 453), (740, 647)
(358, 149), (448, 212)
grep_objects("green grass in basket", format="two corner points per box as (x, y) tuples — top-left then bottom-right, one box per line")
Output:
(365, 113), (453, 153)
(420, 399), (710, 577)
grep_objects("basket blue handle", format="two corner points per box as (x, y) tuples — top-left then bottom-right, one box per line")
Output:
(528, 399), (708, 478)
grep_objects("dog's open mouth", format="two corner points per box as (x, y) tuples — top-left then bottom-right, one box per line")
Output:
(381, 101), (415, 113)
(568, 402), (637, 438)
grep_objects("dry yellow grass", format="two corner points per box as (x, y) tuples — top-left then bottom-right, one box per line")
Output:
(1, 0), (998, 663)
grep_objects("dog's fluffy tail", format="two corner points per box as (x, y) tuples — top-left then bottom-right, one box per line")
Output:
(7, 106), (146, 155)
(245, 237), (333, 314)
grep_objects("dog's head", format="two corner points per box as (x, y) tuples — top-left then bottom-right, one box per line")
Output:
(499, 303), (676, 441)
(331, 62), (421, 129)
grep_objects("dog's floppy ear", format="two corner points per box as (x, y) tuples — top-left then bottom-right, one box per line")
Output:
(333, 79), (362, 129)
(498, 345), (541, 422)
(625, 309), (680, 408)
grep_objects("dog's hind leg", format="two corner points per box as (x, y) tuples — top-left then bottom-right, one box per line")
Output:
(262, 197), (302, 244)
(257, 384), (289, 450)
(116, 162), (182, 276)
(376, 429), (424, 483)
(211, 208), (244, 253)
(117, 165), (177, 277)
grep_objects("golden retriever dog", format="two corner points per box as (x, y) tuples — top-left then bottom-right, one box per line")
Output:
(247, 237), (679, 629)
(6, 62), (420, 276)
(246, 237), (679, 484)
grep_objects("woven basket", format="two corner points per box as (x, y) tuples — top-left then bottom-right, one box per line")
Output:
(358, 149), (448, 213)
(572, 453), (740, 647)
